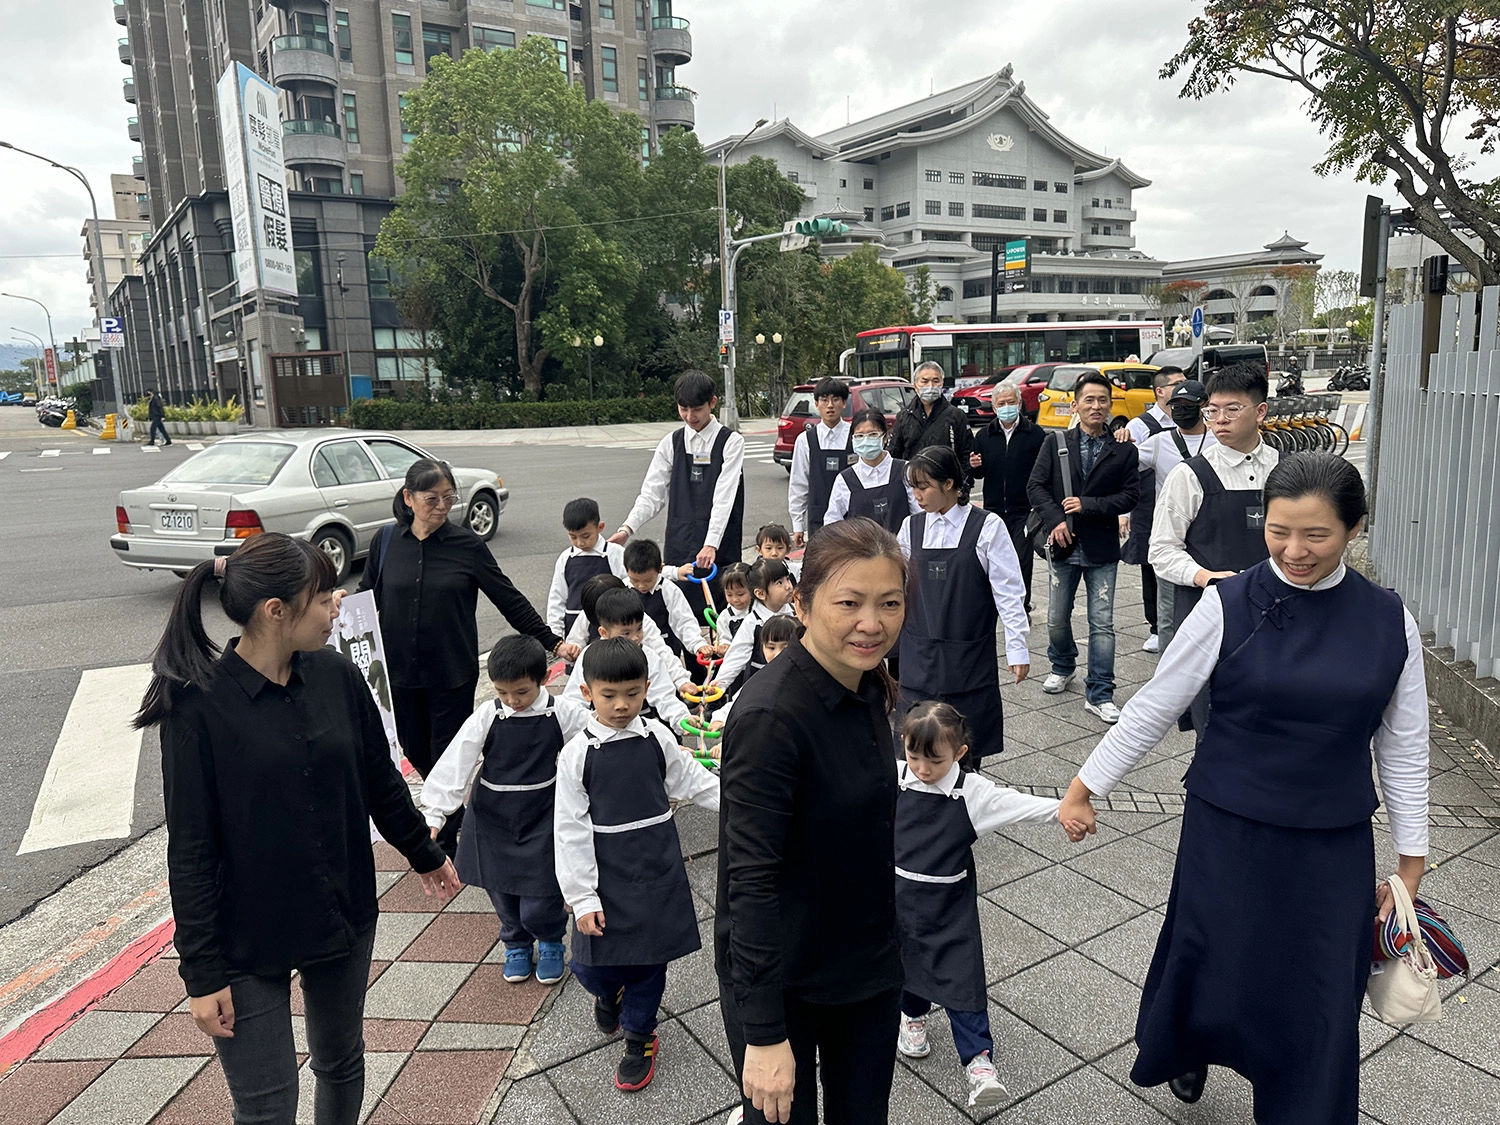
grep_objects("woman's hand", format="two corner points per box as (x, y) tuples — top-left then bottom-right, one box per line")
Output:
(190, 987), (236, 1039)
(554, 642), (581, 663)
(420, 859), (462, 905)
(576, 910), (606, 936)
(743, 1040), (796, 1123)
(1376, 855), (1426, 923)
(1058, 777), (1097, 843)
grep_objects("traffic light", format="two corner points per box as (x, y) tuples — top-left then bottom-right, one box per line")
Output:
(793, 217), (849, 238)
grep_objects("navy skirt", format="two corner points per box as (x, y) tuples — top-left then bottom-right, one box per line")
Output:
(1131, 795), (1375, 1125)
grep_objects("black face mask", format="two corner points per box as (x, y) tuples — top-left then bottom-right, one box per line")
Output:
(1171, 403), (1202, 429)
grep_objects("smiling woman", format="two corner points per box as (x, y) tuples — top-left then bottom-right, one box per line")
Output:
(714, 518), (908, 1125)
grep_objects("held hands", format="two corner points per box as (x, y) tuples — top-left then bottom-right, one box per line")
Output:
(1009, 663), (1030, 684)
(555, 642), (582, 663)
(969, 451), (983, 469)
(1194, 568), (1236, 588)
(190, 987), (236, 1039)
(1119, 514), (1131, 541)
(743, 1040), (797, 1123)
(793, 532), (805, 549)
(420, 859), (463, 905)
(1061, 496), (1084, 515)
(1058, 777), (1098, 843)
(577, 910), (606, 937)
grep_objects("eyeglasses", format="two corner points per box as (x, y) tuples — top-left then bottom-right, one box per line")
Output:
(1200, 404), (1249, 421)
(417, 492), (459, 509)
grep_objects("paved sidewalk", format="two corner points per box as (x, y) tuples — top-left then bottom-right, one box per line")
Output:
(4, 569), (1498, 1123)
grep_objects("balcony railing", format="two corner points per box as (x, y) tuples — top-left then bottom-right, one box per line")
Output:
(127, 116), (141, 142)
(271, 34), (335, 56)
(283, 118), (341, 137)
(123, 77), (136, 103)
(655, 85), (695, 101)
(118, 37), (132, 65)
(652, 16), (689, 29)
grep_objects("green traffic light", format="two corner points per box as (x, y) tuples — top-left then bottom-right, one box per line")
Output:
(793, 218), (849, 238)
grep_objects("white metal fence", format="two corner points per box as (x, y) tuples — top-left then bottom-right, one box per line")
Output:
(1370, 288), (1500, 679)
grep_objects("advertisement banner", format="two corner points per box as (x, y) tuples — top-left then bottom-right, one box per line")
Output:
(43, 347), (57, 384)
(328, 590), (401, 770)
(215, 62), (297, 297)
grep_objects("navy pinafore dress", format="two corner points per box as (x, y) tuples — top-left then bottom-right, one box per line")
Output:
(839, 458), (910, 534)
(804, 422), (856, 535)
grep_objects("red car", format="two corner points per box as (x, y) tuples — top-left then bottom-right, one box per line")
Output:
(774, 378), (916, 469)
(951, 363), (1066, 425)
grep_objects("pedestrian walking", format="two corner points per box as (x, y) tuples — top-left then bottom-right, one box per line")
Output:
(545, 497), (627, 638)
(1118, 367), (1185, 651)
(823, 407), (919, 534)
(1026, 371), (1139, 724)
(358, 457), (577, 856)
(137, 532), (461, 1125)
(968, 382), (1046, 612)
(888, 361), (972, 479)
(1060, 454), (1430, 1125)
(145, 388), (171, 446)
(897, 445), (1030, 764)
(788, 376), (854, 545)
(717, 518), (908, 1125)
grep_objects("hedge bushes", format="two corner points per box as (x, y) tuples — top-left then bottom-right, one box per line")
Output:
(348, 395), (679, 430)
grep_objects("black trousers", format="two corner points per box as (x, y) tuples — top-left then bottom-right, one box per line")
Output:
(1000, 509), (1035, 612)
(391, 677), (477, 856)
(147, 418), (171, 445)
(721, 981), (900, 1125)
(1141, 564), (1159, 632)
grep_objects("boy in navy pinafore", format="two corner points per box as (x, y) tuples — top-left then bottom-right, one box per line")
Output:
(554, 637), (720, 1092)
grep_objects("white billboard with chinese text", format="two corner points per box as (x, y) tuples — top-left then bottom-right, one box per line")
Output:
(215, 62), (297, 297)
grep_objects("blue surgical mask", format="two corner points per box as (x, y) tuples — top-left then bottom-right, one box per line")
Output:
(852, 434), (885, 460)
(996, 404), (1020, 424)
(917, 386), (944, 403)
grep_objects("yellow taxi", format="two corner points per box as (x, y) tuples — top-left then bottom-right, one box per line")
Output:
(1035, 362), (1161, 430)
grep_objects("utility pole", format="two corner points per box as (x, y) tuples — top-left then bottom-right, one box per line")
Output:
(1365, 205), (1391, 526)
(718, 118), (768, 430)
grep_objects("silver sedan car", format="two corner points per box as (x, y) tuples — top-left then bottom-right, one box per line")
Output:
(110, 430), (509, 581)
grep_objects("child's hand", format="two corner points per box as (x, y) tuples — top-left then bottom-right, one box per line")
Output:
(709, 720), (724, 732)
(696, 644), (716, 659)
(1058, 781), (1097, 843)
(676, 563), (695, 580)
(555, 642), (581, 663)
(429, 826), (440, 840)
(577, 910), (606, 936)
(713, 643), (729, 656)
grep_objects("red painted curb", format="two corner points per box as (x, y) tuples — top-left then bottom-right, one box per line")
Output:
(0, 917), (176, 1075)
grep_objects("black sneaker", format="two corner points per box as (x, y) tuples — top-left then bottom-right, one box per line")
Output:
(1168, 1067), (1208, 1104)
(594, 986), (623, 1035)
(615, 1033), (659, 1091)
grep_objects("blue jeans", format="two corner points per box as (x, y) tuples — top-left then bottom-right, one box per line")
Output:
(902, 991), (993, 1065)
(1046, 557), (1117, 704)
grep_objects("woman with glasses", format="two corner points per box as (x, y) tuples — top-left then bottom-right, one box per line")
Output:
(359, 458), (579, 855)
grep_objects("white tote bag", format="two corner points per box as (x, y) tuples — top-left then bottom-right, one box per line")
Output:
(1365, 875), (1443, 1025)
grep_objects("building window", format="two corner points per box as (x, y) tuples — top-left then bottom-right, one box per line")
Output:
(1093, 278), (1116, 294)
(880, 205), (895, 221)
(474, 26), (515, 51)
(526, 0), (567, 8)
(924, 199), (941, 215)
(1054, 181), (1069, 193)
(863, 207), (875, 221)
(972, 172), (1027, 190)
(1091, 223), (1100, 235)
(551, 37), (569, 72)
(1033, 208), (1046, 222)
(895, 201), (910, 218)
(949, 171), (965, 184)
(924, 169), (941, 182)
(1119, 278), (1143, 294)
(863, 178), (874, 190)
(600, 0), (615, 17)
(367, 252), (393, 298)
(305, 177), (343, 194)
(342, 93), (359, 144)
(962, 279), (988, 299)
(971, 234), (1003, 253)
(335, 10), (351, 61)
(1057, 277), (1074, 293)
(637, 57), (649, 101)
(258, 48), (269, 77)
(839, 178), (847, 187)
(1053, 209), (1067, 223)
(973, 203), (1025, 220)
(1034, 179), (1047, 191)
(1103, 225), (1112, 236)
(349, 172), (364, 195)
(785, 170), (799, 183)
(392, 14), (413, 65)
(423, 27), (454, 71)
(636, 0), (647, 30)
(600, 45), (618, 91)
(949, 201), (964, 217)
(399, 94), (416, 143)
(641, 126), (651, 161)
(294, 11), (328, 35)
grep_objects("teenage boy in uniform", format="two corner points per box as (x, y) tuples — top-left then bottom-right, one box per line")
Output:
(788, 377), (854, 547)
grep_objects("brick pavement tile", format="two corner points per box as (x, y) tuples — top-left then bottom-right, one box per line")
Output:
(1077, 910), (1166, 988)
(973, 833), (1052, 895)
(990, 1064), (1172, 1123)
(367, 1049), (512, 1123)
(991, 866), (1145, 949)
(660, 919), (719, 1017)
(494, 1073), (578, 1125)
(373, 870), (404, 896)
(373, 910), (436, 960)
(290, 960), (391, 1016)
(0, 1060), (110, 1125)
(379, 871), (446, 912)
(364, 1019), (429, 1052)
(151, 1058), (232, 1124)
(1358, 1034), (1500, 1122)
(887, 1062), (973, 1124)
(1064, 835), (1179, 910)
(1429, 769), (1493, 809)
(1003, 708), (1093, 753)
(676, 802), (719, 857)
(1137, 818), (1181, 854)
(294, 1051), (406, 1124)
(445, 884), (497, 913)
(992, 950), (1140, 1062)
(373, 841), (407, 871)
(1419, 856), (1500, 924)
(986, 749), (1081, 791)
(418, 1021), (526, 1051)
(439, 964), (550, 1024)
(363, 962), (474, 1021)
(35, 1010), (162, 1061)
(527, 977), (619, 1068)
(547, 1022), (737, 1125)
(996, 817), (1122, 864)
(978, 898), (1067, 984)
(1095, 1042), (1258, 1123)
(1410, 981), (1500, 1075)
(123, 1013), (212, 1058)
(1111, 758), (1192, 796)
(400, 912), (500, 963)
(49, 1056), (207, 1125)
(94, 960), (188, 1013)
(675, 1001), (733, 1075)
(1358, 1013), (1400, 1060)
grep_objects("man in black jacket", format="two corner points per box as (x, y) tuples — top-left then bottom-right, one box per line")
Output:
(888, 361), (972, 483)
(145, 388), (171, 447)
(1026, 371), (1138, 724)
(969, 381), (1045, 611)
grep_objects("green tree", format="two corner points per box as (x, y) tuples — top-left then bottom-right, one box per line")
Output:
(1164, 3), (1500, 285)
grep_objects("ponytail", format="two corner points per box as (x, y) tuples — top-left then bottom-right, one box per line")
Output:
(394, 457), (457, 525)
(134, 533), (338, 727)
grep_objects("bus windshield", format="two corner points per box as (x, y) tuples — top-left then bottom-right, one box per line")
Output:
(855, 322), (1161, 388)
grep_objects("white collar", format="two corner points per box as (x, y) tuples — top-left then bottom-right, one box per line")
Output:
(498, 694), (553, 721)
(898, 760), (963, 796)
(999, 420), (1018, 436)
(585, 715), (649, 742)
(569, 542), (608, 557)
(1268, 557), (1347, 591)
(927, 504), (967, 526)
(817, 419), (847, 435)
(684, 419), (721, 447)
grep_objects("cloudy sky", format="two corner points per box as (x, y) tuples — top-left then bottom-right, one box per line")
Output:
(2, 0), (1385, 345)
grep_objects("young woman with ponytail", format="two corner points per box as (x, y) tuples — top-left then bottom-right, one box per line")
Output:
(137, 532), (460, 1125)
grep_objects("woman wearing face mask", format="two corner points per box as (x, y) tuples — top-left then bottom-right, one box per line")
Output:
(968, 382), (1046, 614)
(824, 408), (920, 534)
(888, 361), (972, 482)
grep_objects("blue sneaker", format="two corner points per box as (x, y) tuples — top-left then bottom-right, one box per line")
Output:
(536, 941), (566, 985)
(502, 946), (534, 983)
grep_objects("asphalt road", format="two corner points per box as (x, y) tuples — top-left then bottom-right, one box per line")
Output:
(0, 408), (792, 925)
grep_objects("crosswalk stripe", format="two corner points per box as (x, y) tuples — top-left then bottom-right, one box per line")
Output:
(93, 448), (111, 455)
(0, 451), (10, 460)
(185, 442), (204, 451)
(40, 449), (60, 458)
(18, 664), (153, 856)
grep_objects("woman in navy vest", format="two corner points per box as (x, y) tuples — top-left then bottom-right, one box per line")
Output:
(823, 408), (920, 535)
(1060, 454), (1430, 1124)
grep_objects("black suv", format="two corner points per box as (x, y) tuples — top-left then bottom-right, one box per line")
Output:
(1145, 344), (1270, 381)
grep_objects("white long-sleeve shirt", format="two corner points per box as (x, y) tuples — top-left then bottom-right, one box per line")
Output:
(713, 600), (794, 690)
(566, 612), (690, 688)
(896, 505), (1031, 667)
(553, 716), (721, 918)
(562, 640), (691, 730)
(1125, 403), (1175, 445)
(545, 541), (628, 635)
(897, 760), (1061, 839)
(420, 694), (593, 829)
(622, 420), (746, 562)
(1077, 560), (1431, 855)
(1136, 427), (1216, 479)
(645, 573), (708, 653)
(1148, 439), (1281, 587)
(788, 420), (851, 534)
(824, 454), (921, 526)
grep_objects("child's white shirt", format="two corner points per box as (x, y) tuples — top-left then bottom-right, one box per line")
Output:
(545, 541), (627, 635)
(715, 601), (795, 690)
(565, 613), (690, 687)
(895, 760), (1061, 834)
(561, 641), (691, 729)
(420, 695), (592, 829)
(650, 573), (709, 653)
(553, 715), (721, 918)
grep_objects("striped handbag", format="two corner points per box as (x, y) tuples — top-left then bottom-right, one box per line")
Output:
(1372, 893), (1470, 980)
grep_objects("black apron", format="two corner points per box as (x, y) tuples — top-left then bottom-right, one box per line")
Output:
(639, 584), (684, 658)
(840, 458), (910, 533)
(894, 766), (986, 1011)
(665, 426), (745, 620)
(455, 700), (565, 897)
(569, 731), (699, 967)
(726, 611), (773, 697)
(1120, 412), (1167, 567)
(804, 423), (856, 535)
(563, 552), (613, 637)
(898, 508), (1007, 761)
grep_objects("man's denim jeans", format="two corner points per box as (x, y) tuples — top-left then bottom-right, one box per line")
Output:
(1046, 556), (1117, 705)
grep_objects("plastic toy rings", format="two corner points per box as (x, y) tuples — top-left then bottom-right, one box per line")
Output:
(679, 716), (724, 741)
(680, 683), (725, 705)
(688, 562), (719, 585)
(701, 606), (720, 630)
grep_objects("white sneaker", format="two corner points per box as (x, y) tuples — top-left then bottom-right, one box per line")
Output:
(1084, 699), (1122, 724)
(724, 1108), (744, 1125)
(1142, 633), (1160, 653)
(1042, 671), (1075, 694)
(965, 1051), (1009, 1108)
(897, 1015), (930, 1058)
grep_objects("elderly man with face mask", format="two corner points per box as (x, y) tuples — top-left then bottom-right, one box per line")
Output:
(888, 361), (973, 488)
(969, 381), (1046, 612)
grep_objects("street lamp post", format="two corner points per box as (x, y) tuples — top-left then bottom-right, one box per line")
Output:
(0, 292), (58, 386)
(11, 329), (45, 396)
(0, 140), (124, 414)
(572, 334), (604, 426)
(718, 117), (769, 431)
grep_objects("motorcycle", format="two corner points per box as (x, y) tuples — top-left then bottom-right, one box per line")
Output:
(36, 397), (76, 428)
(1276, 370), (1304, 396)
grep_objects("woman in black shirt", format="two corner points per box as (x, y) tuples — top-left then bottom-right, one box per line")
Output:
(137, 532), (460, 1125)
(358, 459), (579, 852)
(716, 518), (908, 1124)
